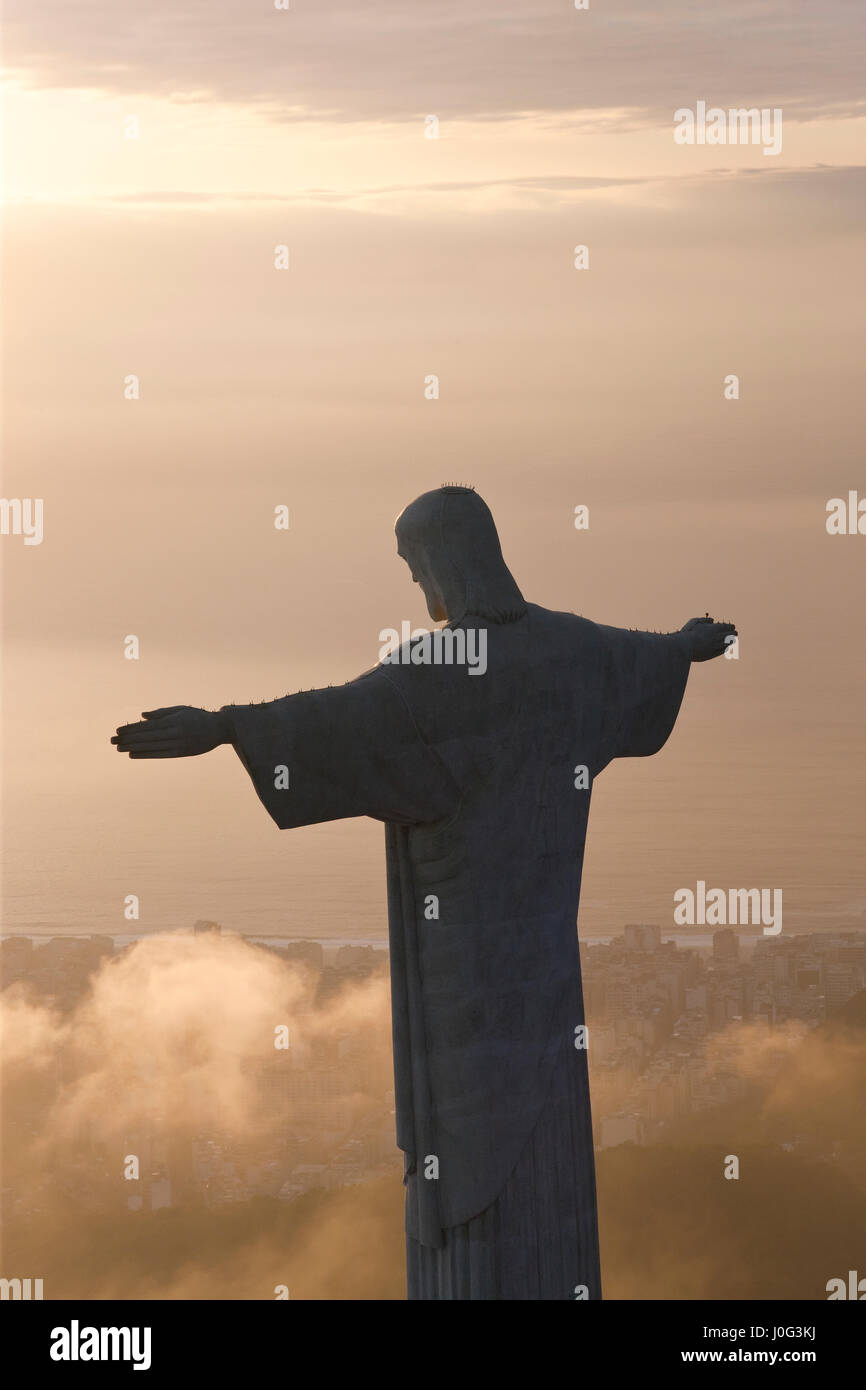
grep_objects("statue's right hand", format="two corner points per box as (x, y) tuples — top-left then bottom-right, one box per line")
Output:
(111, 706), (230, 758)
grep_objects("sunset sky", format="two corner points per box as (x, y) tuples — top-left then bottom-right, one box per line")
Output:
(2, 0), (864, 939)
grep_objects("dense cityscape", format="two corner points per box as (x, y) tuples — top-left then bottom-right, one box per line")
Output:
(2, 921), (864, 1222)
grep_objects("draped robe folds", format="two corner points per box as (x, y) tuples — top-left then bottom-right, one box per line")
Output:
(226, 604), (691, 1275)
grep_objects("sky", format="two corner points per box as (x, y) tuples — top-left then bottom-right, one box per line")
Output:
(1, 0), (865, 939)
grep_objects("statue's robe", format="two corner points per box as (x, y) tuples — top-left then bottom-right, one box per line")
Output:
(227, 604), (690, 1299)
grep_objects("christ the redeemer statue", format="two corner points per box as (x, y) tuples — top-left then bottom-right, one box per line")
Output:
(112, 485), (735, 1301)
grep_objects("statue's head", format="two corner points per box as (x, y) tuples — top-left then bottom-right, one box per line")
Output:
(395, 485), (526, 624)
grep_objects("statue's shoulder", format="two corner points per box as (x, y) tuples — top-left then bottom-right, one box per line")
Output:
(525, 602), (601, 645)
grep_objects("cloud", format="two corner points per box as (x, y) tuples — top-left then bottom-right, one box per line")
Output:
(2, 933), (392, 1166)
(37, 161), (865, 217)
(98, 173), (655, 206)
(5, 936), (865, 1299)
(0, 934), (405, 1297)
(3, 0), (863, 125)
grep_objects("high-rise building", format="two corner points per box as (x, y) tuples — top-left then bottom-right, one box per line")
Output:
(825, 964), (864, 1014)
(713, 928), (739, 961)
(284, 940), (324, 971)
(623, 923), (661, 952)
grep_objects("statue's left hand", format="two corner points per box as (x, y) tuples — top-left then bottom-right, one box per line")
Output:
(111, 706), (230, 758)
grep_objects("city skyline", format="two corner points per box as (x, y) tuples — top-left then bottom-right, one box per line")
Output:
(3, 919), (864, 1299)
